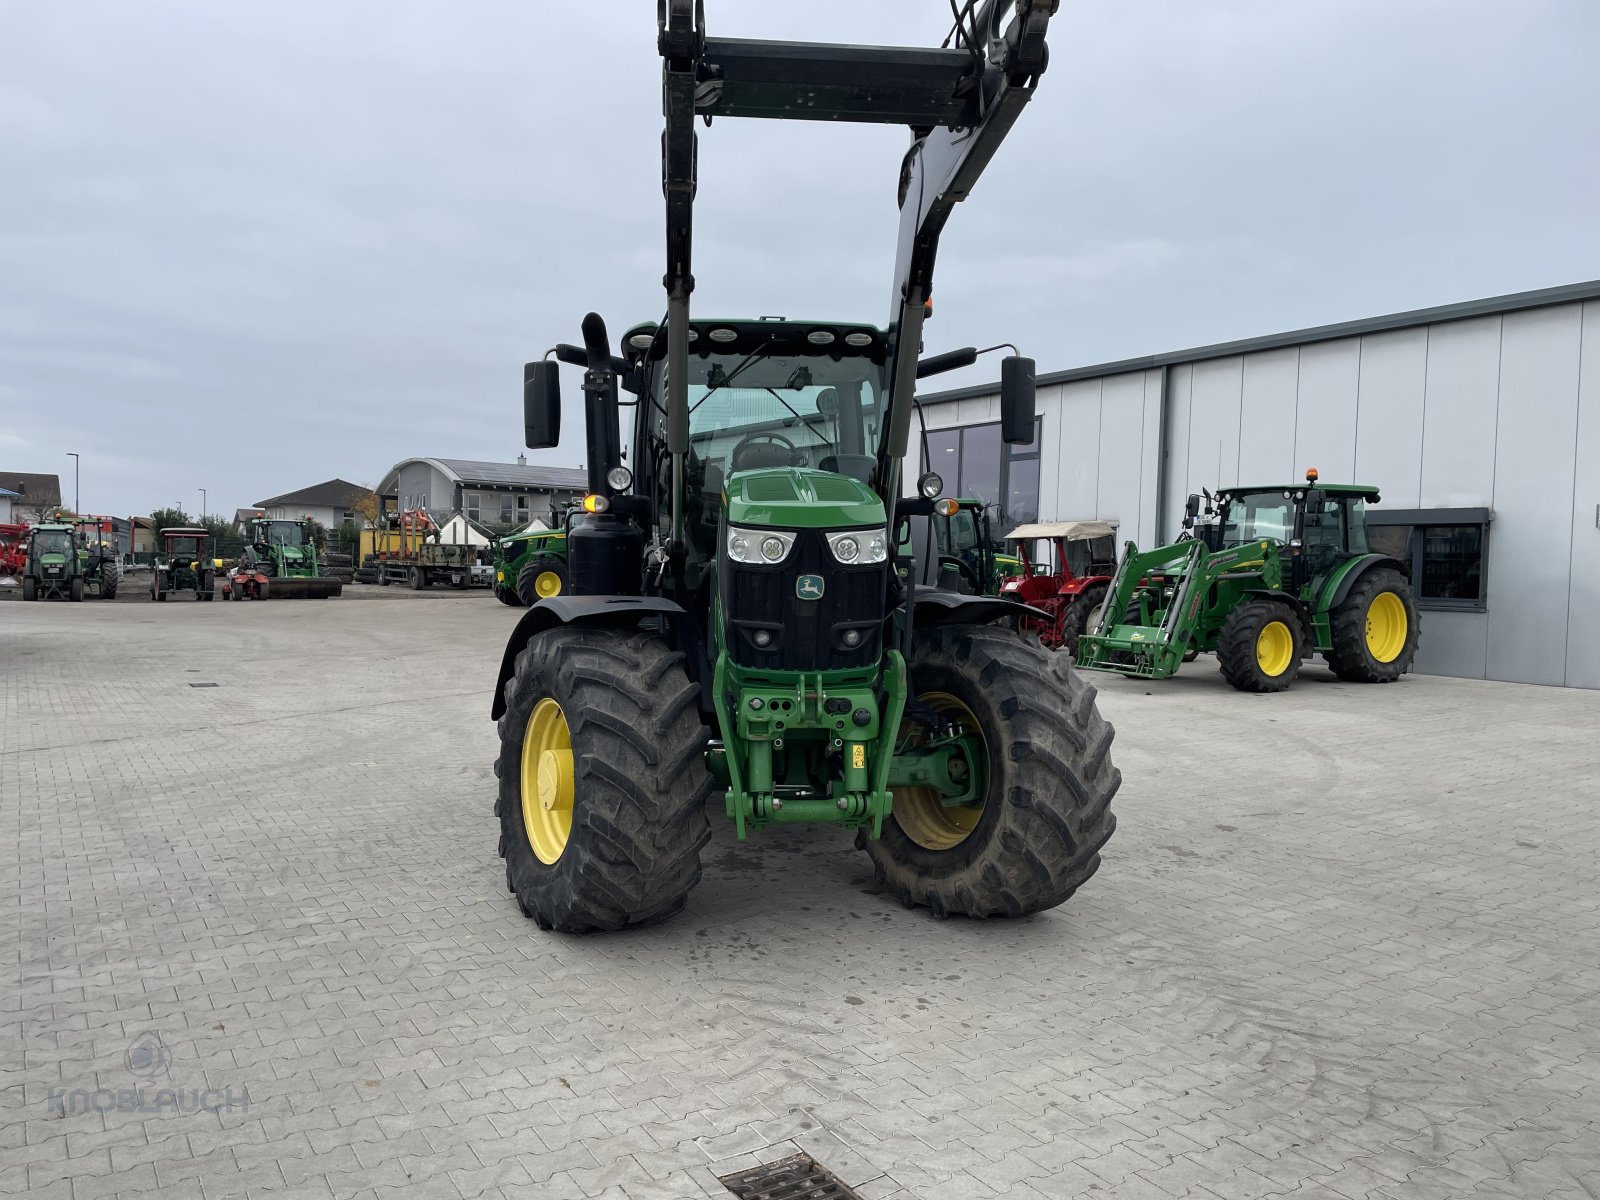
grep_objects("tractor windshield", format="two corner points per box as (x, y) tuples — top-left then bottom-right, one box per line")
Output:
(167, 537), (204, 559)
(263, 522), (305, 547)
(1220, 492), (1292, 547)
(667, 350), (886, 479)
(33, 530), (71, 556)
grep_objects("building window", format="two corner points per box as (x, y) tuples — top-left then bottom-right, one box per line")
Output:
(1365, 508), (1490, 611)
(921, 418), (1042, 527)
(516, 495), (530, 516)
(500, 494), (514, 526)
(466, 492), (481, 522)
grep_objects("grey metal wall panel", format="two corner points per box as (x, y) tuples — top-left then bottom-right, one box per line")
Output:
(1294, 339), (1361, 482)
(1055, 379), (1102, 519)
(1163, 363), (1194, 539)
(1186, 356), (1244, 494)
(1411, 611), (1488, 680)
(1352, 327), (1428, 506)
(1567, 302), (1600, 688)
(1139, 368), (1164, 546)
(1420, 316), (1501, 508)
(1034, 382), (1064, 516)
(1095, 371), (1147, 531)
(1484, 306), (1582, 685)
(1236, 348), (1299, 483)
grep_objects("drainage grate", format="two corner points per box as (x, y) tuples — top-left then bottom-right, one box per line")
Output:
(189, 682), (219, 688)
(718, 1154), (862, 1200)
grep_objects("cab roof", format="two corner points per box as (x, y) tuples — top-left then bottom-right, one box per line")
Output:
(1226, 483), (1381, 499)
(159, 527), (209, 536)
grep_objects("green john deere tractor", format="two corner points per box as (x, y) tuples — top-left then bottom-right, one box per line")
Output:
(1076, 470), (1420, 692)
(928, 500), (1020, 594)
(151, 527), (215, 601)
(488, 1), (1117, 933)
(73, 519), (120, 599)
(493, 525), (570, 607)
(229, 518), (342, 599)
(20, 522), (84, 601)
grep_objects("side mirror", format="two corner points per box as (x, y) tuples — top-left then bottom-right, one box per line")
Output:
(523, 361), (561, 449)
(1000, 356), (1036, 445)
(1183, 493), (1200, 527)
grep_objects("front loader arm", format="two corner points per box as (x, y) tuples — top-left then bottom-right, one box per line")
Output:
(657, 0), (1060, 530)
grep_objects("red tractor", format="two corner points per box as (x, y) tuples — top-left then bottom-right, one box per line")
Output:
(999, 521), (1119, 653)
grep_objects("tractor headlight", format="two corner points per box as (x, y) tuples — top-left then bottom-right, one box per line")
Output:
(727, 526), (794, 565)
(606, 465), (633, 491)
(826, 529), (887, 565)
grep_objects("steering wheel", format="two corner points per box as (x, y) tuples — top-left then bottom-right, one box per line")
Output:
(730, 431), (802, 472)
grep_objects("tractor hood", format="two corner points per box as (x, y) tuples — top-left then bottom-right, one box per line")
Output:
(725, 468), (883, 529)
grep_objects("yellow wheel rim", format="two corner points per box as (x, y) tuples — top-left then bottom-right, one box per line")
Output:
(520, 698), (574, 864)
(534, 570), (563, 598)
(891, 692), (985, 851)
(1365, 591), (1407, 663)
(1255, 620), (1294, 677)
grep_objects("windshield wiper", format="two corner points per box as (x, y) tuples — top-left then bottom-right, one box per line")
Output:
(690, 340), (776, 414)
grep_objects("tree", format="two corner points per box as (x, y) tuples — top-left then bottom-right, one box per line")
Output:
(148, 506), (190, 534)
(352, 489), (383, 529)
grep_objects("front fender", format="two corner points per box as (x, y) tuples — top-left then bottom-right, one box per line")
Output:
(911, 588), (1048, 627)
(489, 595), (688, 720)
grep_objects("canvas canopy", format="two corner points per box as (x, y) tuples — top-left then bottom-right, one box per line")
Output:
(1004, 520), (1118, 542)
(435, 514), (492, 547)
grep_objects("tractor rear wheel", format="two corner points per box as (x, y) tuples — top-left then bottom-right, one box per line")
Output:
(516, 558), (568, 605)
(494, 627), (712, 933)
(1325, 568), (1419, 683)
(1059, 582), (1108, 655)
(22, 577), (36, 601)
(101, 566), (118, 599)
(1218, 598), (1303, 692)
(860, 624), (1119, 919)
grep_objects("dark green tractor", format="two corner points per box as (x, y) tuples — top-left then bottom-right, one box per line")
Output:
(73, 519), (120, 599)
(1077, 470), (1420, 691)
(487, 1), (1117, 933)
(151, 527), (216, 601)
(20, 522), (84, 601)
(928, 500), (1020, 595)
(493, 526), (570, 607)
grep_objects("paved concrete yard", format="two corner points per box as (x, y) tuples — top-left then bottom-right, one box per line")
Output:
(3, 587), (1598, 1200)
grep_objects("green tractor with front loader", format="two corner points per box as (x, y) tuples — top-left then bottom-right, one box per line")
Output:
(225, 518), (343, 600)
(1076, 470), (1420, 691)
(20, 522), (84, 601)
(493, 525), (570, 607)
(489, 2), (1118, 934)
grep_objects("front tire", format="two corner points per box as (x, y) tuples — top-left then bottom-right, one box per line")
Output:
(410, 567), (425, 590)
(495, 585), (524, 607)
(1217, 598), (1303, 693)
(70, 578), (84, 602)
(22, 577), (36, 601)
(1059, 581), (1108, 656)
(494, 627), (712, 933)
(516, 558), (568, 605)
(859, 624), (1119, 919)
(1325, 567), (1419, 683)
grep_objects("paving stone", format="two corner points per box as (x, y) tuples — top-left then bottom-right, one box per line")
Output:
(3, 591), (1597, 1200)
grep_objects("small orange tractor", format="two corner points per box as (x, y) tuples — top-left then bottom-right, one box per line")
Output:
(999, 521), (1119, 653)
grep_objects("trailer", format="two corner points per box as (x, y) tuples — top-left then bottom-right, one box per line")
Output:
(370, 509), (481, 589)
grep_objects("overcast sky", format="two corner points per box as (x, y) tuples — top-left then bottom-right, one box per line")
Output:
(2, 1), (1595, 518)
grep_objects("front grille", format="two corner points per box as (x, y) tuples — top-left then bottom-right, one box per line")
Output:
(724, 528), (885, 672)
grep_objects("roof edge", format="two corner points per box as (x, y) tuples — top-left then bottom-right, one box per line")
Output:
(920, 278), (1600, 405)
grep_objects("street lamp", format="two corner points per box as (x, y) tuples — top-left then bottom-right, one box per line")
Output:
(66, 451), (79, 514)
(199, 489), (207, 519)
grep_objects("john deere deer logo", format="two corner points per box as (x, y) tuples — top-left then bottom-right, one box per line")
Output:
(796, 575), (825, 600)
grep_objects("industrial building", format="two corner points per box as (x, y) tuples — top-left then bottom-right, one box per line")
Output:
(918, 280), (1599, 689)
(377, 457), (588, 532)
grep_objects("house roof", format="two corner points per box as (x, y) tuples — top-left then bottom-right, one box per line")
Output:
(0, 488), (18, 498)
(1, 472), (62, 506)
(379, 458), (588, 494)
(253, 478), (370, 509)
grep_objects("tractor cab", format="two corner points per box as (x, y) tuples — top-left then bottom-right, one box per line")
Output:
(1202, 471), (1379, 590)
(21, 522), (83, 601)
(255, 519), (311, 549)
(152, 527), (215, 601)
